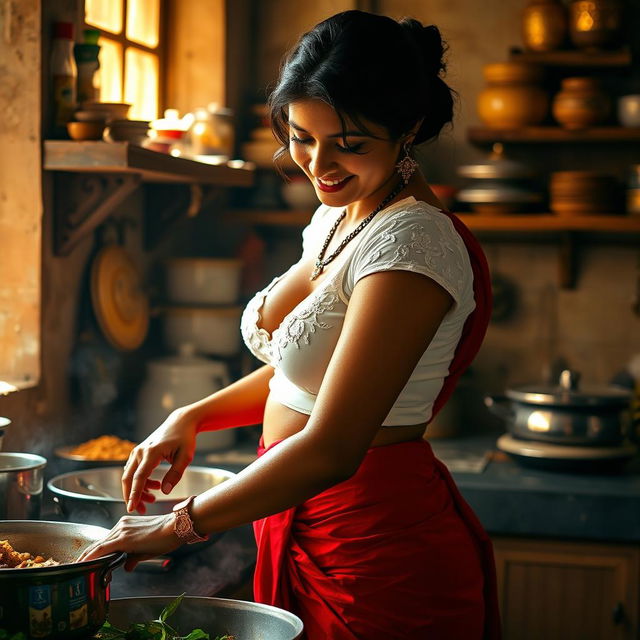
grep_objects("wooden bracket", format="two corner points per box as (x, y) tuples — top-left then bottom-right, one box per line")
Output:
(143, 183), (225, 249)
(53, 172), (141, 256)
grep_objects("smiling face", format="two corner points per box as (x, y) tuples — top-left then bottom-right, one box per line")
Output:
(287, 99), (406, 215)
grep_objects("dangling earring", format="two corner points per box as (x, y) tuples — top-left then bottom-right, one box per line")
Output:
(395, 141), (419, 184)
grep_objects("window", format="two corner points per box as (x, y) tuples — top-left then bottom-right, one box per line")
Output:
(84, 0), (164, 121)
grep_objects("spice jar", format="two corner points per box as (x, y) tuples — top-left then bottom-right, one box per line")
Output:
(552, 77), (611, 129)
(522, 0), (568, 52)
(477, 62), (548, 129)
(627, 165), (640, 216)
(569, 0), (623, 50)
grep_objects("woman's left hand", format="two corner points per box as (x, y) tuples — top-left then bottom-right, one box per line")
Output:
(76, 513), (181, 571)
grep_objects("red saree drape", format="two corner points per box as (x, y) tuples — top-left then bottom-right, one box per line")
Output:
(253, 211), (500, 639)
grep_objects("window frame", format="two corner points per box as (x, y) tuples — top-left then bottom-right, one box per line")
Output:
(83, 0), (167, 120)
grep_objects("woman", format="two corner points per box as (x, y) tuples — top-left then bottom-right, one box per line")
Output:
(79, 10), (500, 639)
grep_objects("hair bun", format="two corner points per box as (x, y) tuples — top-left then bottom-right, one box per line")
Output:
(399, 19), (446, 78)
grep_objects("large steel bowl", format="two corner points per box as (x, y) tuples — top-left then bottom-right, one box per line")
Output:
(107, 596), (303, 640)
(0, 520), (124, 639)
(47, 465), (236, 554)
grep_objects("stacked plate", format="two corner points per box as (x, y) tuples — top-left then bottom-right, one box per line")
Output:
(549, 171), (621, 216)
(456, 143), (544, 214)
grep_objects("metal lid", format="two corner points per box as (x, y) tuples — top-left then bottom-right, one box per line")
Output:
(457, 143), (535, 180)
(506, 370), (631, 407)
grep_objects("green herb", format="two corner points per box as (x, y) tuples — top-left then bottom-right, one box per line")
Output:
(95, 594), (234, 640)
(0, 630), (27, 640)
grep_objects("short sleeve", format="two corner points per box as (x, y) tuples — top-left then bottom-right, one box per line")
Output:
(343, 207), (472, 309)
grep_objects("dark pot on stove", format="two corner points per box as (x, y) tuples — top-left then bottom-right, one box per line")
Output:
(485, 370), (633, 446)
(0, 520), (124, 639)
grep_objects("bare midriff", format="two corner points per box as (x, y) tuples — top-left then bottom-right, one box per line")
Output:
(262, 394), (427, 449)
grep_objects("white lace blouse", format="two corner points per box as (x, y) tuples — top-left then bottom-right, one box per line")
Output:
(240, 196), (475, 426)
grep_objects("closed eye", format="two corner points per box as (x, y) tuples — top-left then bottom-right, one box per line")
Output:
(289, 135), (367, 155)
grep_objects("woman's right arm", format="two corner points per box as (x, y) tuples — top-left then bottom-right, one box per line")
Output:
(123, 364), (274, 510)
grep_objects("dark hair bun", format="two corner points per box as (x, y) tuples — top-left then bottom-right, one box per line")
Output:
(268, 10), (456, 151)
(399, 19), (447, 79)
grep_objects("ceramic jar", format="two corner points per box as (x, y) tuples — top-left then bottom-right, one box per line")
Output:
(552, 77), (611, 129)
(477, 62), (548, 128)
(136, 346), (235, 451)
(618, 95), (640, 128)
(522, 0), (568, 52)
(569, 0), (623, 50)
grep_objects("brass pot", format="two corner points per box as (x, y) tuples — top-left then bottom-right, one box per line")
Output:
(569, 0), (623, 50)
(522, 0), (568, 52)
(477, 63), (549, 129)
(552, 76), (611, 129)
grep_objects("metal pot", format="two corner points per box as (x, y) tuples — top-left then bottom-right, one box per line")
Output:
(485, 370), (632, 446)
(0, 520), (124, 639)
(0, 452), (47, 519)
(107, 595), (303, 640)
(47, 465), (236, 554)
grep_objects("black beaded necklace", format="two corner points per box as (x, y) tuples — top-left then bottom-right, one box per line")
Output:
(310, 180), (406, 281)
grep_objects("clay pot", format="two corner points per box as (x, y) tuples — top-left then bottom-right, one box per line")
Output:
(569, 0), (623, 50)
(522, 0), (568, 52)
(477, 62), (549, 128)
(552, 77), (611, 129)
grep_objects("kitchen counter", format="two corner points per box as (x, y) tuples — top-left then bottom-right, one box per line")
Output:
(429, 436), (640, 544)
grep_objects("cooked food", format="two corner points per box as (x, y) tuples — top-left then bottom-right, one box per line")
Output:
(68, 435), (136, 460)
(0, 540), (59, 569)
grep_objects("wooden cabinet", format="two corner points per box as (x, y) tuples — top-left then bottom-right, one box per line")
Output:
(493, 537), (640, 640)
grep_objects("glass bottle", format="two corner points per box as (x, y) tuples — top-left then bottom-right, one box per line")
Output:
(51, 22), (77, 136)
(74, 29), (101, 104)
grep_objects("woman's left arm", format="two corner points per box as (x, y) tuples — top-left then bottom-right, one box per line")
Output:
(78, 270), (452, 567)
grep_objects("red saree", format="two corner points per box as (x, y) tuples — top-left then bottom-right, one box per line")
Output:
(253, 212), (500, 639)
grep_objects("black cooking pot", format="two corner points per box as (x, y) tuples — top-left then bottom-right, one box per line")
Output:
(0, 520), (124, 639)
(485, 370), (633, 446)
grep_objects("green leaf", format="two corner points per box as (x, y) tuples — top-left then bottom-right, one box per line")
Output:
(95, 620), (127, 639)
(159, 594), (185, 623)
(178, 629), (209, 640)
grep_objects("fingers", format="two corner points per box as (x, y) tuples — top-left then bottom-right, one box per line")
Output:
(122, 448), (159, 511)
(127, 455), (161, 513)
(161, 449), (190, 495)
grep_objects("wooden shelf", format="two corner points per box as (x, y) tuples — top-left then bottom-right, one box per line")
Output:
(44, 141), (255, 255)
(229, 209), (640, 290)
(460, 213), (640, 233)
(228, 209), (640, 233)
(44, 140), (254, 186)
(508, 47), (632, 67)
(468, 126), (640, 144)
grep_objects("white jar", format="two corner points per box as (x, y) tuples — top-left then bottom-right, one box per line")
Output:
(136, 347), (235, 451)
(166, 258), (242, 306)
(162, 306), (242, 357)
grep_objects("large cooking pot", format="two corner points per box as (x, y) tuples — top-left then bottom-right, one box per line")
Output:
(0, 452), (47, 519)
(47, 464), (236, 554)
(0, 520), (124, 639)
(108, 595), (303, 640)
(485, 370), (632, 446)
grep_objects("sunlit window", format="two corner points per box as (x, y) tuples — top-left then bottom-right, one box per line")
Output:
(85, 0), (162, 120)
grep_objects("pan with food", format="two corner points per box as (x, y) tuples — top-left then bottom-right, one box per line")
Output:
(0, 520), (124, 640)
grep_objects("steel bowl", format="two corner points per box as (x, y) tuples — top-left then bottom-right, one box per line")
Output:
(107, 595), (303, 640)
(47, 465), (236, 553)
(0, 452), (47, 519)
(0, 520), (124, 639)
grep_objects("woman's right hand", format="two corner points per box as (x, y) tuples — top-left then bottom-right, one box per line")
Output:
(122, 407), (200, 514)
